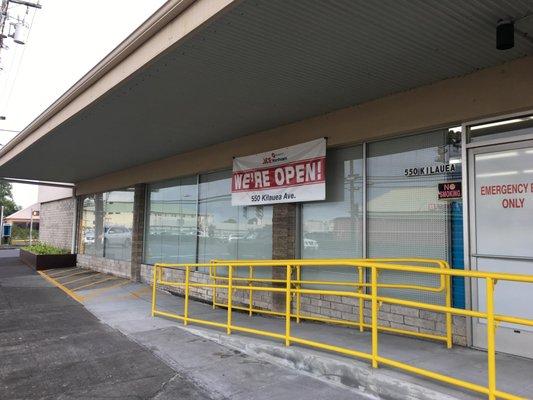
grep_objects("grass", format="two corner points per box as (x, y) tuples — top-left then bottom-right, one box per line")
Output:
(22, 243), (70, 255)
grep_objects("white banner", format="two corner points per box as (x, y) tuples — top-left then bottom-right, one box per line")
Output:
(231, 138), (326, 206)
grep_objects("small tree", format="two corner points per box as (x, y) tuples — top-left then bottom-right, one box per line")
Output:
(0, 181), (21, 217)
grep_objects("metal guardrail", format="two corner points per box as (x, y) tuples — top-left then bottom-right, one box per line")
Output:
(151, 259), (533, 400)
(209, 258), (452, 346)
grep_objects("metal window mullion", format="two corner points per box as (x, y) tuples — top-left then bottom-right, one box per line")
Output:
(362, 142), (367, 259)
(195, 174), (200, 265)
(142, 184), (151, 265)
(461, 122), (473, 347)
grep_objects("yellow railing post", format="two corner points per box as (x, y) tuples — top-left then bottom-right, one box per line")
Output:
(212, 263), (217, 309)
(445, 273), (453, 349)
(184, 266), (190, 326)
(249, 265), (253, 316)
(151, 264), (158, 317)
(296, 265), (301, 323)
(151, 259), (533, 400)
(371, 266), (378, 368)
(227, 265), (233, 335)
(358, 266), (364, 332)
(285, 265), (292, 346)
(486, 277), (497, 400)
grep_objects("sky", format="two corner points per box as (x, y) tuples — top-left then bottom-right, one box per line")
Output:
(0, 0), (166, 209)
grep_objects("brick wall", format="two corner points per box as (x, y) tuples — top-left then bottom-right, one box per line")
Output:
(131, 184), (146, 282)
(297, 293), (467, 345)
(39, 197), (76, 251)
(272, 203), (296, 311)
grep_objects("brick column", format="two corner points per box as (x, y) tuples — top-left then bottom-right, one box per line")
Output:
(131, 183), (147, 282)
(272, 203), (297, 311)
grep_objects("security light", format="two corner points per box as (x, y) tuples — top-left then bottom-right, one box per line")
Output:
(497, 20), (514, 50)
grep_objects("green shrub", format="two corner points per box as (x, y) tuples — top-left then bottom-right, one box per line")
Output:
(22, 243), (69, 255)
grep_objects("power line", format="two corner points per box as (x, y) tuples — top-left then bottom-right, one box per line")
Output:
(1, 3), (37, 113)
(0, 0), (41, 117)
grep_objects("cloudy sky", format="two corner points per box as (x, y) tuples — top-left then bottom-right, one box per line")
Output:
(0, 0), (166, 209)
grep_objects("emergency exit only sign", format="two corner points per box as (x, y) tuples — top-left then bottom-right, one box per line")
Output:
(438, 182), (462, 200)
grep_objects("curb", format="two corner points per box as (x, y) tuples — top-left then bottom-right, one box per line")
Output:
(178, 324), (475, 400)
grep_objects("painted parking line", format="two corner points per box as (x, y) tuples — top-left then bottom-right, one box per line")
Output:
(62, 272), (101, 286)
(47, 267), (79, 278)
(54, 269), (95, 281)
(129, 286), (152, 299)
(38, 271), (84, 303)
(82, 280), (132, 301)
(71, 276), (118, 291)
(39, 269), (134, 303)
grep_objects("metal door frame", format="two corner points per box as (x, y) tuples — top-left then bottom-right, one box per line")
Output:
(461, 110), (533, 347)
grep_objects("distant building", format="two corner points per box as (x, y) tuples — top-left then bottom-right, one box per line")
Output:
(4, 203), (40, 230)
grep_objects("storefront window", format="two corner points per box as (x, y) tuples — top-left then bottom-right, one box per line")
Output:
(301, 146), (363, 283)
(197, 171), (273, 263)
(367, 130), (461, 304)
(144, 177), (198, 264)
(102, 190), (134, 261)
(80, 194), (104, 257)
(79, 189), (134, 261)
(300, 130), (462, 304)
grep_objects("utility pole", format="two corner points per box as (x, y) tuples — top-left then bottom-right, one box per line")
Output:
(0, 205), (4, 245)
(0, 0), (41, 119)
(0, 0), (8, 53)
(29, 206), (33, 245)
(1, 0), (41, 51)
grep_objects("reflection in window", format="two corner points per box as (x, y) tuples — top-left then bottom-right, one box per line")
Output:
(197, 171), (273, 263)
(145, 177), (198, 264)
(301, 146), (363, 285)
(103, 190), (134, 261)
(80, 195), (104, 257)
(367, 130), (461, 304)
(79, 189), (134, 261)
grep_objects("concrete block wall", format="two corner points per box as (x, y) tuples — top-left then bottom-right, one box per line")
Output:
(297, 293), (467, 345)
(77, 254), (131, 279)
(140, 264), (273, 311)
(39, 197), (76, 251)
(79, 198), (467, 346)
(140, 263), (467, 345)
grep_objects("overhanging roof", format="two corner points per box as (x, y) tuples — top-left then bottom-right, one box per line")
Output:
(1, 0), (532, 184)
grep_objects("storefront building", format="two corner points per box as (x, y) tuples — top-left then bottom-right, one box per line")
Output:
(0, 0), (532, 358)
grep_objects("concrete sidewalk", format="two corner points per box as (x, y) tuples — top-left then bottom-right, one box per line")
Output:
(2, 255), (371, 400)
(0, 252), (213, 399)
(43, 264), (533, 400)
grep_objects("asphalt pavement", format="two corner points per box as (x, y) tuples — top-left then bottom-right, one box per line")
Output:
(0, 250), (369, 400)
(0, 250), (211, 400)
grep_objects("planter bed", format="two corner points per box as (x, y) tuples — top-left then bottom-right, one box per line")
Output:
(20, 249), (77, 271)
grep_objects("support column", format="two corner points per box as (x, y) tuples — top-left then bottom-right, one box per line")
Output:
(272, 203), (297, 312)
(131, 183), (147, 282)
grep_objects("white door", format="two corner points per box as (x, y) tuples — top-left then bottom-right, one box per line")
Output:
(469, 140), (533, 358)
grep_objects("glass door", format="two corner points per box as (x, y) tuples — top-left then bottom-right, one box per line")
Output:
(469, 140), (533, 358)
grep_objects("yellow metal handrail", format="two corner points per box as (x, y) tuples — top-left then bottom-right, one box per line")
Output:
(208, 258), (452, 346)
(151, 259), (533, 400)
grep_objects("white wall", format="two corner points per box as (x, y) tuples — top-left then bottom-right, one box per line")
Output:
(38, 186), (73, 203)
